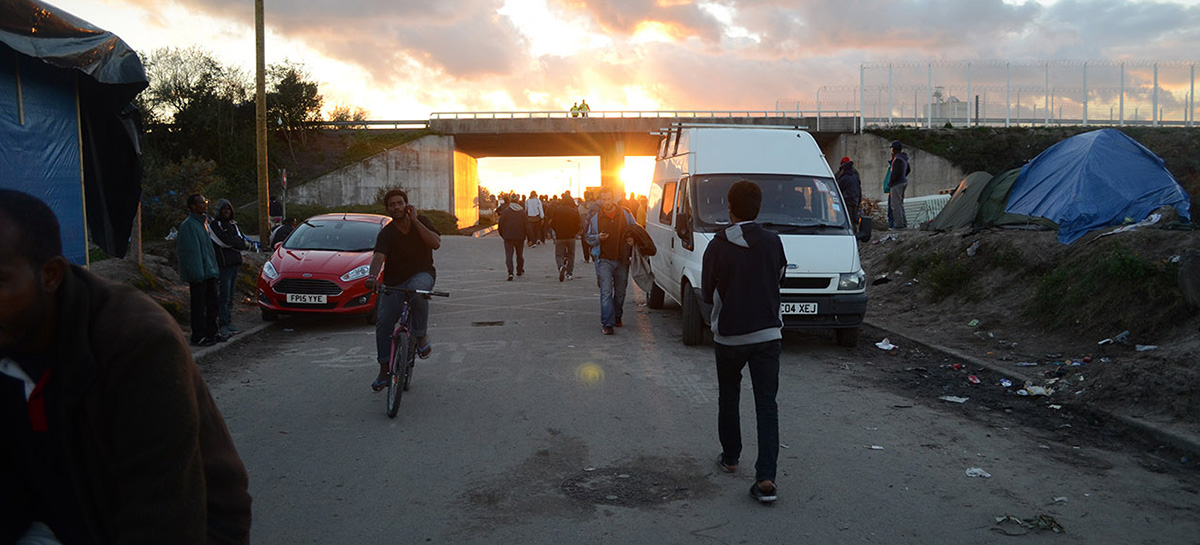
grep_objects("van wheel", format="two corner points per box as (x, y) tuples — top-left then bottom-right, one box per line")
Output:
(681, 284), (704, 346)
(261, 308), (279, 322)
(836, 327), (859, 347)
(648, 283), (666, 309)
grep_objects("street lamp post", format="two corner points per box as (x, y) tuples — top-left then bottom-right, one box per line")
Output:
(566, 159), (581, 197)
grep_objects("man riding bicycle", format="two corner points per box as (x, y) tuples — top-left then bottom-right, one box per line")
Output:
(365, 189), (441, 392)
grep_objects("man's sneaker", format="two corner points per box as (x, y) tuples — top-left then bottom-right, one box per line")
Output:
(566, 273), (573, 280)
(749, 481), (777, 503)
(214, 333), (229, 343)
(191, 337), (216, 347)
(517, 270), (524, 277)
(558, 266), (566, 282)
(615, 317), (623, 327)
(602, 326), (614, 335)
(226, 325), (243, 334)
(507, 273), (514, 281)
(717, 454), (737, 473)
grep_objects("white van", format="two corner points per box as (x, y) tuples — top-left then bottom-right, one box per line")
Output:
(644, 125), (868, 346)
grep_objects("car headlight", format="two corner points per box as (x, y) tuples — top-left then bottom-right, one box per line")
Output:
(838, 270), (865, 290)
(341, 265), (371, 282)
(262, 261), (279, 280)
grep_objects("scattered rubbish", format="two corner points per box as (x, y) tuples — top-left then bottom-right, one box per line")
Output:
(968, 319), (980, 327)
(950, 363), (964, 370)
(1097, 338), (1114, 345)
(1114, 330), (1131, 344)
(1069, 360), (1086, 366)
(868, 445), (885, 450)
(1038, 445), (1050, 449)
(584, 467), (596, 472)
(1048, 404), (1062, 410)
(1082, 356), (1091, 363)
(1053, 497), (1068, 503)
(1100, 357), (1111, 363)
(1170, 255), (1182, 264)
(892, 404), (914, 409)
(992, 514), (1065, 535)
(1020, 385), (1053, 396)
(873, 234), (900, 244)
(1045, 353), (1063, 359)
(966, 240), (981, 257)
(965, 467), (992, 478)
(875, 338), (897, 350)
(1000, 379), (1013, 388)
(780, 443), (790, 449)
(939, 396), (970, 404)
(283, 328), (294, 332)
(1015, 362), (1039, 367)
(1135, 344), (1159, 352)
(871, 276), (892, 286)
(967, 375), (981, 385)
(165, 227), (179, 241)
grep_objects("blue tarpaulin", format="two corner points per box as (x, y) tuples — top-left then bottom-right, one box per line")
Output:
(1006, 129), (1192, 244)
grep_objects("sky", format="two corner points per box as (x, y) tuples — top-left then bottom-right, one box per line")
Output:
(48, 0), (1200, 196)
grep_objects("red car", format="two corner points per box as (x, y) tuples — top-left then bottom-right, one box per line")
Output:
(256, 213), (391, 322)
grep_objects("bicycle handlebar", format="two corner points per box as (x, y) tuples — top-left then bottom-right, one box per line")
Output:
(375, 285), (450, 298)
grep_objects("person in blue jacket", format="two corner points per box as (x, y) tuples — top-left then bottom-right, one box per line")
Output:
(178, 194), (224, 346)
(701, 179), (788, 504)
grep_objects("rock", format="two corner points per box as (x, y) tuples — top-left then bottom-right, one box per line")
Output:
(1179, 250), (1200, 309)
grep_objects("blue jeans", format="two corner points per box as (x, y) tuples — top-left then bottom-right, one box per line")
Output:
(594, 258), (628, 327)
(715, 340), (781, 483)
(375, 272), (435, 365)
(217, 265), (238, 328)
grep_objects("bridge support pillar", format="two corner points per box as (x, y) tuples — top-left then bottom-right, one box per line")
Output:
(599, 137), (626, 197)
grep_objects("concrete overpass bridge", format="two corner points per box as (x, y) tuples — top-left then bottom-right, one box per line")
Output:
(292, 110), (863, 227)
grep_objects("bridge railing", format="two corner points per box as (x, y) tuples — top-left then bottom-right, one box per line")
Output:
(428, 109), (859, 120)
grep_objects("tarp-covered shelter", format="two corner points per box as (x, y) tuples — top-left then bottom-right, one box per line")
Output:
(1, 0), (148, 264)
(1007, 129), (1191, 244)
(926, 171), (992, 231)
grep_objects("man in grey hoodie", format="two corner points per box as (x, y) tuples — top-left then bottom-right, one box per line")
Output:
(701, 179), (787, 504)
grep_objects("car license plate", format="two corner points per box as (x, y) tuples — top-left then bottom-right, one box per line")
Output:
(287, 293), (327, 304)
(781, 302), (818, 315)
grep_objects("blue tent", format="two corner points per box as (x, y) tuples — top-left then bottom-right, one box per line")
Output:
(1006, 129), (1192, 244)
(1, 0), (147, 264)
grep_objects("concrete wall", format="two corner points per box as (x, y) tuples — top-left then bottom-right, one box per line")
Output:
(827, 133), (966, 202)
(290, 135), (480, 228)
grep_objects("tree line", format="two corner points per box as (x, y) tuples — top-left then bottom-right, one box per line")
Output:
(136, 46), (368, 236)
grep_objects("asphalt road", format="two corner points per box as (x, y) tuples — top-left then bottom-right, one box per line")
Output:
(202, 235), (1200, 544)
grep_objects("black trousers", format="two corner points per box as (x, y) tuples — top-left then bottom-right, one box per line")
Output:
(189, 278), (220, 342)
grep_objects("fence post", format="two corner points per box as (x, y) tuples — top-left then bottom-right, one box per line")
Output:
(888, 64), (893, 126)
(1082, 62), (1088, 126)
(1005, 62), (1011, 128)
(1044, 63), (1050, 127)
(1153, 63), (1159, 127)
(1120, 63), (1125, 127)
(966, 62), (971, 128)
(859, 65), (865, 133)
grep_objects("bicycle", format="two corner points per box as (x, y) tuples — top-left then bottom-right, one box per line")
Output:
(376, 285), (450, 418)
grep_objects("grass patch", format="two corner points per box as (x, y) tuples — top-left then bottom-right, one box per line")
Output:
(883, 247), (977, 301)
(88, 246), (111, 263)
(987, 240), (1024, 273)
(1026, 242), (1188, 334)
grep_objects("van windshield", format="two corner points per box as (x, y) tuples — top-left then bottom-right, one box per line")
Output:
(692, 174), (850, 234)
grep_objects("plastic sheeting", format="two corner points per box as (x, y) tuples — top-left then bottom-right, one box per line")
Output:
(0, 0), (147, 263)
(1007, 129), (1192, 244)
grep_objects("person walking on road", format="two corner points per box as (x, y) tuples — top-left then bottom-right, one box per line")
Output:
(497, 193), (527, 281)
(209, 198), (248, 337)
(365, 189), (442, 392)
(178, 193), (224, 346)
(525, 191), (545, 246)
(0, 189), (253, 543)
(551, 190), (581, 281)
(585, 187), (638, 335)
(578, 192), (596, 263)
(701, 180), (788, 504)
(888, 141), (911, 230)
(836, 156), (862, 231)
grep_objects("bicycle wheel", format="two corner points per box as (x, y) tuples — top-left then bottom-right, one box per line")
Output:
(386, 330), (411, 418)
(403, 336), (416, 391)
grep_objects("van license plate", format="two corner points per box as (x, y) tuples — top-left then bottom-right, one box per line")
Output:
(287, 294), (327, 304)
(781, 302), (817, 315)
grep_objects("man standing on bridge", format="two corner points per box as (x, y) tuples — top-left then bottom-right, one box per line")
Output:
(702, 180), (787, 504)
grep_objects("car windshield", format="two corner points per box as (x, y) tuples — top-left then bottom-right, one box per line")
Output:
(283, 219), (383, 252)
(692, 174), (850, 234)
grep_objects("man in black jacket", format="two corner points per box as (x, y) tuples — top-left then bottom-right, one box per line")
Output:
(209, 198), (248, 336)
(701, 180), (788, 504)
(888, 141), (911, 229)
(0, 189), (252, 543)
(836, 156), (863, 231)
(550, 191), (581, 282)
(497, 193), (527, 281)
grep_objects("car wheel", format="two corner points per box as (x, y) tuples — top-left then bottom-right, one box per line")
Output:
(681, 283), (704, 346)
(648, 282), (666, 309)
(836, 327), (859, 347)
(261, 308), (279, 322)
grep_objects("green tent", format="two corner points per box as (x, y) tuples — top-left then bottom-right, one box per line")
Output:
(927, 171), (993, 230)
(975, 169), (1057, 230)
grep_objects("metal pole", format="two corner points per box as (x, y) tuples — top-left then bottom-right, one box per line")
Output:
(1120, 63), (1125, 126)
(255, 0), (271, 244)
(927, 63), (933, 128)
(1191, 63), (1195, 127)
(816, 87), (821, 132)
(859, 65), (865, 133)
(888, 64), (893, 125)
(1082, 62), (1088, 126)
(966, 62), (971, 128)
(1045, 63), (1049, 126)
(1005, 63), (1011, 127)
(1153, 63), (1159, 127)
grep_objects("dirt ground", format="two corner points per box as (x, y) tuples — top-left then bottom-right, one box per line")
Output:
(855, 223), (1200, 435)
